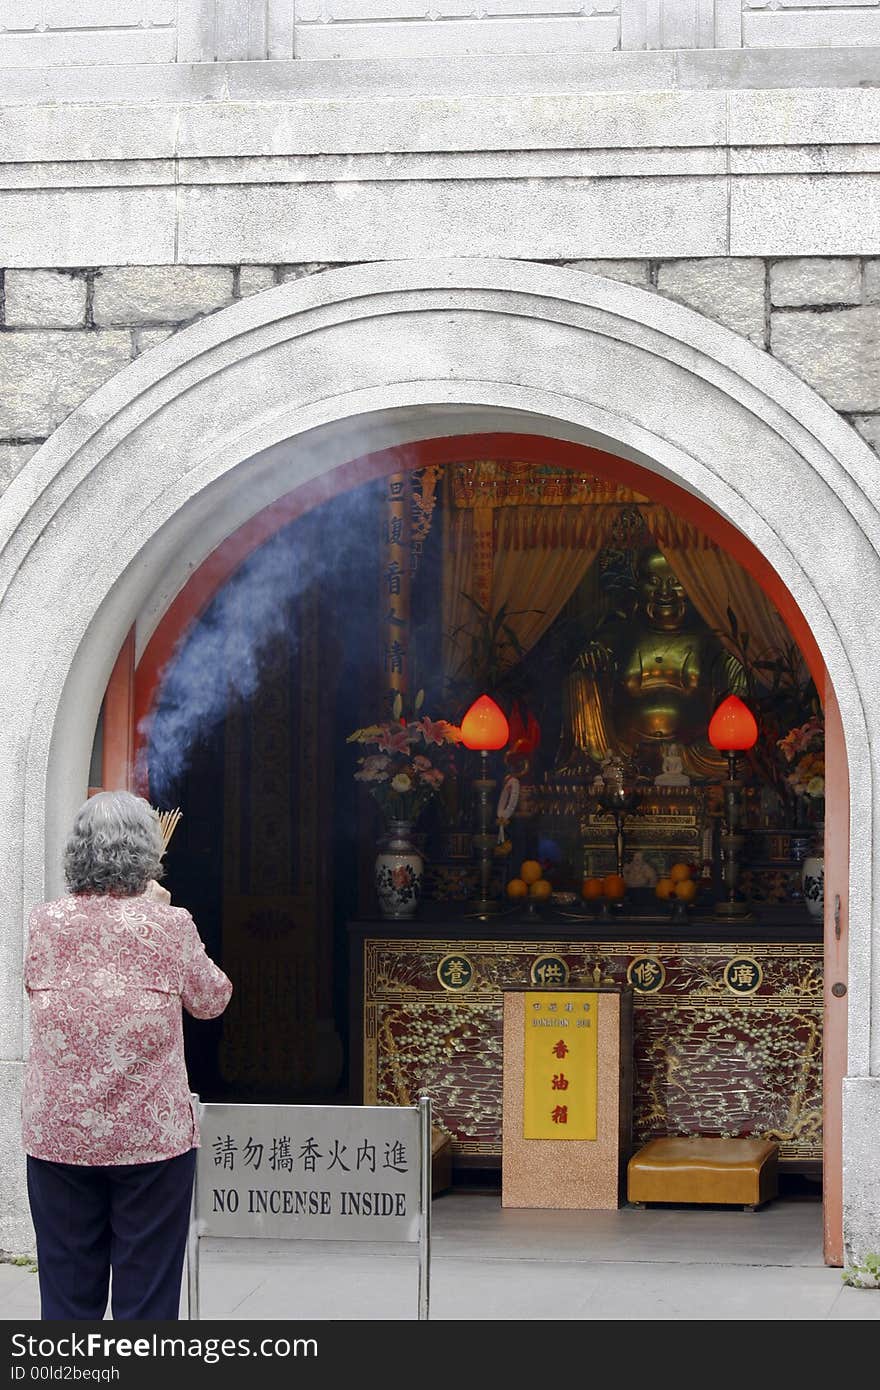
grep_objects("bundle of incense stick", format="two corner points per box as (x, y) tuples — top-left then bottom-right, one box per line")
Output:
(156, 807), (182, 850)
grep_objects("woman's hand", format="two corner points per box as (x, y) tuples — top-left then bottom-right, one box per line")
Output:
(145, 879), (171, 905)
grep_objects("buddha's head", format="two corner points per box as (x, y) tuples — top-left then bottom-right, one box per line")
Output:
(636, 549), (688, 632)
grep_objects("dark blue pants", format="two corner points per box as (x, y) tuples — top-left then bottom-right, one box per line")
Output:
(26, 1148), (196, 1320)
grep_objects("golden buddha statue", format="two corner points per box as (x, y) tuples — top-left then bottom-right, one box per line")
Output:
(556, 547), (743, 778)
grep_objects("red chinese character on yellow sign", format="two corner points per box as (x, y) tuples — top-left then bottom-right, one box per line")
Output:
(524, 993), (598, 1140)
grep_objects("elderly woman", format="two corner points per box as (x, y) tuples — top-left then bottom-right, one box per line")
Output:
(22, 790), (232, 1321)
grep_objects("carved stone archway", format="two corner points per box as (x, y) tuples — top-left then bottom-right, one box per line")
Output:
(0, 259), (876, 1261)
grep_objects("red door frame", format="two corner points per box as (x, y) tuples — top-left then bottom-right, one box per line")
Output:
(90, 627), (135, 796)
(102, 432), (843, 1261)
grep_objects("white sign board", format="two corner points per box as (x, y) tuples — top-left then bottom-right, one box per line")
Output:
(196, 1102), (423, 1242)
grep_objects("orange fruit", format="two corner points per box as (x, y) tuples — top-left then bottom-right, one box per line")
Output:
(603, 874), (626, 900)
(655, 877), (675, 899)
(674, 878), (698, 902)
(520, 860), (543, 884)
(581, 877), (605, 900)
(669, 862), (692, 882)
(529, 878), (552, 900)
(506, 878), (528, 899)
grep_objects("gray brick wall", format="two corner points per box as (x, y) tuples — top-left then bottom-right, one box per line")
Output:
(0, 0), (177, 67)
(0, 263), (283, 481)
(1, 255), (877, 494)
(566, 255), (880, 457)
(3, 0), (880, 69)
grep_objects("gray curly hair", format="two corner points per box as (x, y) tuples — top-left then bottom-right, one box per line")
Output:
(64, 790), (165, 896)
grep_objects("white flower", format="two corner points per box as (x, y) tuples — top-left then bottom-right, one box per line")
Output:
(391, 773), (413, 793)
(80, 1109), (114, 1138)
(92, 969), (126, 999)
(354, 754), (391, 783)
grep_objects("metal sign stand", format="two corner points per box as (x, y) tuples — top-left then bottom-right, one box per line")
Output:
(186, 1094), (432, 1321)
(417, 1093), (431, 1321)
(186, 1143), (201, 1321)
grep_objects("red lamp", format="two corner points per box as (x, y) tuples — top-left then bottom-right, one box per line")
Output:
(461, 694), (510, 751)
(708, 695), (758, 754)
(461, 695), (509, 916)
(708, 695), (757, 920)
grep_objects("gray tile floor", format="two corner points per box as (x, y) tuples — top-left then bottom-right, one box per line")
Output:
(3, 1193), (878, 1321)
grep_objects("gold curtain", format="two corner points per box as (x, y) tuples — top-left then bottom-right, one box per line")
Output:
(442, 461), (646, 679)
(439, 463), (803, 701)
(646, 506), (804, 677)
(442, 504), (619, 684)
(491, 507), (620, 657)
(442, 509), (476, 681)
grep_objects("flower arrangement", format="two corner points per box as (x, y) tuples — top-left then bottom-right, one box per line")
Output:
(348, 690), (462, 824)
(777, 715), (824, 805)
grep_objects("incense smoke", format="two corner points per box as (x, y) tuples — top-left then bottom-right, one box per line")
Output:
(139, 488), (376, 802)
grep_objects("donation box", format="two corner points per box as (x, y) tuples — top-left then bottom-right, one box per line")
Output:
(502, 985), (633, 1209)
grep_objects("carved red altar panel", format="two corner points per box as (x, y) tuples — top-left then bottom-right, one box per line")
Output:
(362, 937), (822, 1164)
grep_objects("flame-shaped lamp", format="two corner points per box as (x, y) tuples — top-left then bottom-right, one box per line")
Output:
(461, 695), (509, 916)
(708, 695), (758, 919)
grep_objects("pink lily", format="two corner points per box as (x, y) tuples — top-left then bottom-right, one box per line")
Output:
(377, 726), (415, 755)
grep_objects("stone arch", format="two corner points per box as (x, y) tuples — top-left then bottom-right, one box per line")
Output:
(0, 258), (877, 1255)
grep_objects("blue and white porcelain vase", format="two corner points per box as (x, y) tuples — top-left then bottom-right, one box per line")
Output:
(375, 820), (424, 919)
(801, 825), (824, 920)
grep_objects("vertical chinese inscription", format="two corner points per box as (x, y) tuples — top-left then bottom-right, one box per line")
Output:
(381, 472), (411, 697)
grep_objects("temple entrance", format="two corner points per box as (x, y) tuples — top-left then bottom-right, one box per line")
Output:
(2, 261), (871, 1264)
(116, 433), (837, 1248)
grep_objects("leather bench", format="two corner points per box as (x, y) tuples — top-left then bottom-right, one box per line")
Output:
(627, 1136), (779, 1210)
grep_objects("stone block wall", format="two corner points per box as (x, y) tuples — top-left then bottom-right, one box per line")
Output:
(292, 2), (623, 61)
(0, 1), (178, 67)
(3, 0), (880, 67)
(1, 256), (878, 495)
(292, 0), (880, 61)
(742, 1), (880, 51)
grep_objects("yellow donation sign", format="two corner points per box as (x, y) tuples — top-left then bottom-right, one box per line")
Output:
(523, 992), (598, 1141)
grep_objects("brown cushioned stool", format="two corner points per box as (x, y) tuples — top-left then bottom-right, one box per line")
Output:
(627, 1137), (779, 1210)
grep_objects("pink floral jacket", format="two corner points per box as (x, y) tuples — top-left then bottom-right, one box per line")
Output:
(23, 893), (232, 1166)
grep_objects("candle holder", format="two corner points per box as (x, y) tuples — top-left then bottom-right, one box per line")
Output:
(708, 696), (758, 920)
(470, 749), (499, 915)
(595, 785), (643, 879)
(460, 694), (510, 919)
(714, 750), (753, 918)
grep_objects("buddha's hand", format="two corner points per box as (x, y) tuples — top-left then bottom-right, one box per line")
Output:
(145, 879), (172, 905)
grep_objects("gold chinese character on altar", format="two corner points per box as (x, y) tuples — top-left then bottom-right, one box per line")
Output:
(626, 956), (667, 993)
(437, 953), (475, 991)
(723, 956), (764, 995)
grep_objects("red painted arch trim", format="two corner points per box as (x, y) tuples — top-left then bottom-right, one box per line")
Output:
(133, 433), (824, 784)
